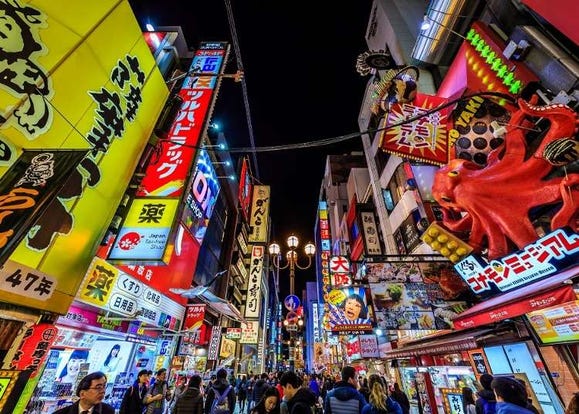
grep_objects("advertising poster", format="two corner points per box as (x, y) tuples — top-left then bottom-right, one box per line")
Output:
(240, 344), (258, 374)
(183, 304), (206, 331)
(1, 0), (169, 316)
(359, 335), (380, 358)
(364, 262), (423, 283)
(527, 300), (579, 344)
(181, 149), (220, 244)
(370, 282), (437, 330)
(219, 337), (236, 359)
(418, 262), (470, 300)
(327, 286), (374, 333)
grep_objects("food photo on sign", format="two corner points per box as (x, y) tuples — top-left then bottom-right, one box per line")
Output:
(327, 286), (374, 333)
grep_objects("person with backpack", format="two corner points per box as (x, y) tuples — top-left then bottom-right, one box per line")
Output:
(361, 374), (402, 414)
(324, 366), (367, 414)
(476, 374), (497, 414)
(204, 368), (235, 414)
(119, 369), (150, 414)
(174, 375), (204, 414)
(252, 373), (271, 409)
(144, 368), (171, 414)
(237, 376), (248, 413)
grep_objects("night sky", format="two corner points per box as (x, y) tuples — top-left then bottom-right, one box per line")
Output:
(129, 1), (372, 296)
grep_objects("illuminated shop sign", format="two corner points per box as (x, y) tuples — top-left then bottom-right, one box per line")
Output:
(138, 44), (228, 197)
(1, 0), (168, 314)
(238, 157), (253, 222)
(109, 198), (179, 263)
(181, 149), (220, 244)
(329, 256), (351, 287)
(248, 186), (270, 243)
(245, 246), (264, 318)
(240, 321), (259, 344)
(327, 286), (375, 334)
(455, 227), (579, 294)
(77, 258), (185, 329)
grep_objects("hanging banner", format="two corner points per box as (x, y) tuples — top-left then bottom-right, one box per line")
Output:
(207, 325), (221, 361)
(245, 245), (264, 318)
(238, 157), (252, 222)
(183, 304), (206, 331)
(379, 93), (451, 165)
(0, 150), (87, 267)
(10, 323), (58, 375)
(248, 186), (270, 243)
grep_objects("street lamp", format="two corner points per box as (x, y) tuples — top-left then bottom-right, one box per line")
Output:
(269, 235), (315, 371)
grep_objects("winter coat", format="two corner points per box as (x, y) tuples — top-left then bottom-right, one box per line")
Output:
(204, 379), (235, 414)
(119, 383), (148, 414)
(390, 390), (410, 414)
(287, 387), (318, 414)
(496, 402), (535, 414)
(252, 380), (270, 405)
(361, 396), (403, 414)
(52, 401), (115, 414)
(174, 387), (204, 414)
(324, 381), (367, 414)
(308, 379), (321, 398)
(475, 389), (497, 414)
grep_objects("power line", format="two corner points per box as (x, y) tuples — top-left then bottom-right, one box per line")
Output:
(223, 0), (261, 179)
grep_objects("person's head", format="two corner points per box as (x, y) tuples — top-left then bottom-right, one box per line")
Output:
(368, 374), (388, 411)
(280, 371), (302, 400)
(480, 373), (494, 391)
(566, 392), (579, 414)
(342, 294), (367, 320)
(491, 377), (528, 407)
(393, 382), (401, 392)
(76, 371), (107, 408)
(137, 369), (149, 385)
(59, 349), (89, 381)
(341, 365), (357, 386)
(104, 344), (121, 366)
(256, 387), (280, 413)
(217, 368), (228, 380)
(156, 368), (167, 382)
(462, 387), (475, 405)
(188, 375), (202, 388)
(261, 372), (269, 380)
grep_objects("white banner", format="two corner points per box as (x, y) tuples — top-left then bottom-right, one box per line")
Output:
(207, 325), (221, 361)
(245, 245), (264, 318)
(359, 334), (380, 358)
(240, 320), (259, 344)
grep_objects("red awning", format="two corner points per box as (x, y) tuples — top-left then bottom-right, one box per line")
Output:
(452, 265), (578, 330)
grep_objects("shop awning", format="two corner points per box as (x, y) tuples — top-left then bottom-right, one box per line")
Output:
(383, 329), (493, 359)
(169, 286), (246, 324)
(452, 265), (578, 330)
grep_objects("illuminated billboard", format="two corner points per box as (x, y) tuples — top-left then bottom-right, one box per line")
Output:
(181, 149), (220, 244)
(248, 185), (270, 243)
(0, 0), (169, 314)
(108, 198), (180, 263)
(327, 286), (374, 334)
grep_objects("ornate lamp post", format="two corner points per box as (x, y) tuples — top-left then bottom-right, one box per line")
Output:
(269, 235), (315, 371)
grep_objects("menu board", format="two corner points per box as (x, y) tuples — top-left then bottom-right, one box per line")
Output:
(527, 300), (579, 344)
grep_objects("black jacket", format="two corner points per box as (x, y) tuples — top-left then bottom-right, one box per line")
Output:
(287, 388), (318, 414)
(119, 383), (148, 414)
(174, 387), (204, 414)
(391, 390), (410, 414)
(204, 379), (236, 414)
(252, 379), (270, 404)
(52, 401), (115, 414)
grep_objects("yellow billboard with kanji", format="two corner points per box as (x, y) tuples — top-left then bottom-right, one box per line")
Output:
(0, 0), (169, 314)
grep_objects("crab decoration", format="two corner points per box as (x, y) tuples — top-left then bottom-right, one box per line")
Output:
(432, 96), (578, 260)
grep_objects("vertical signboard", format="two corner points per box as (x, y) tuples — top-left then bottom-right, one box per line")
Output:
(207, 325), (221, 361)
(318, 201), (332, 331)
(137, 43), (228, 197)
(238, 157), (252, 222)
(245, 246), (264, 318)
(181, 149), (220, 244)
(360, 211), (382, 255)
(248, 186), (270, 243)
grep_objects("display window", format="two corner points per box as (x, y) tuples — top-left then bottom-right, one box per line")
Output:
(27, 326), (158, 413)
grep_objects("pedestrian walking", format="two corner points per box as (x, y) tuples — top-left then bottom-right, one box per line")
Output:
(491, 376), (534, 414)
(119, 369), (150, 414)
(144, 368), (171, 414)
(463, 387), (476, 414)
(279, 371), (317, 414)
(361, 374), (402, 414)
(390, 383), (410, 414)
(324, 366), (367, 414)
(204, 368), (235, 414)
(174, 375), (204, 414)
(250, 386), (281, 414)
(52, 371), (114, 414)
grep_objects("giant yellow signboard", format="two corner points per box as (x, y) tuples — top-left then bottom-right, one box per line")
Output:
(0, 0), (169, 314)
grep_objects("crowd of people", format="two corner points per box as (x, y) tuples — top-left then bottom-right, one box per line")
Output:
(52, 368), (579, 414)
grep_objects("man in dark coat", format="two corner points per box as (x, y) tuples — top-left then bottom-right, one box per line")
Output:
(174, 374), (204, 414)
(476, 374), (497, 414)
(280, 371), (318, 414)
(119, 369), (150, 414)
(391, 383), (410, 414)
(252, 373), (270, 406)
(205, 368), (236, 414)
(52, 371), (115, 414)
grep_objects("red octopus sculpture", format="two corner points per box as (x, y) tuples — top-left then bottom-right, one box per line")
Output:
(432, 96), (579, 259)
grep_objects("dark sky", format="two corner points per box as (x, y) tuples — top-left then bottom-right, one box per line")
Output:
(129, 1), (372, 296)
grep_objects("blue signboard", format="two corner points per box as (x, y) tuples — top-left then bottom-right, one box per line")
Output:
(284, 295), (300, 311)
